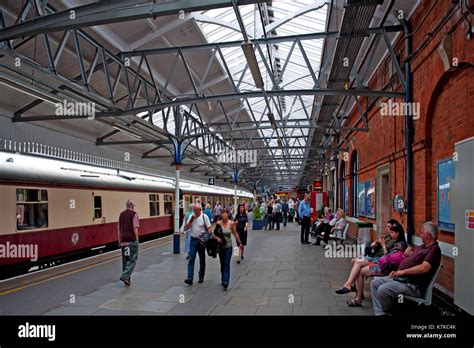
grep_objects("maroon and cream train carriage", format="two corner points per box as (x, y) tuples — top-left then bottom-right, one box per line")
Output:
(0, 152), (253, 275)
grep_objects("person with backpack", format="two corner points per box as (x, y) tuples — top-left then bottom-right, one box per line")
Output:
(184, 203), (212, 285)
(213, 208), (243, 290)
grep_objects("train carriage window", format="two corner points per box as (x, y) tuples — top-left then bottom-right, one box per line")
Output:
(183, 195), (190, 212)
(164, 195), (173, 215)
(149, 194), (160, 216)
(93, 196), (102, 219)
(16, 188), (48, 230)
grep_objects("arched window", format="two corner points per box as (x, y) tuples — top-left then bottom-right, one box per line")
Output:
(339, 161), (346, 212)
(351, 151), (359, 217)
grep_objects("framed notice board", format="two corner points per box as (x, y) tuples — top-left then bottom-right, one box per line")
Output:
(365, 180), (376, 219)
(438, 158), (455, 232)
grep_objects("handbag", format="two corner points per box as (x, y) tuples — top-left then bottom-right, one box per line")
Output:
(378, 250), (405, 275)
(199, 231), (210, 246)
(198, 214), (211, 247)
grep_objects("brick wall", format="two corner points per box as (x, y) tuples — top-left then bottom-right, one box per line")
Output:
(331, 1), (474, 295)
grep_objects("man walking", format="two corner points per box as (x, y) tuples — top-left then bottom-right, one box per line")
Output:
(281, 199), (289, 227)
(118, 199), (140, 286)
(184, 203), (212, 285)
(274, 200), (282, 230)
(298, 194), (311, 244)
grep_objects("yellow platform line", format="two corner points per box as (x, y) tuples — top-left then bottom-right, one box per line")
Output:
(0, 238), (174, 296)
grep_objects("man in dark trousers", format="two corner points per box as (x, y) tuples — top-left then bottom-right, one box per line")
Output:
(281, 199), (289, 227)
(118, 199), (140, 286)
(298, 194), (311, 244)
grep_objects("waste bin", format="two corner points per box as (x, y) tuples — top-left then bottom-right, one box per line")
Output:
(355, 221), (373, 245)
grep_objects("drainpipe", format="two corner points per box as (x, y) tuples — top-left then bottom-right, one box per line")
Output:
(400, 18), (414, 245)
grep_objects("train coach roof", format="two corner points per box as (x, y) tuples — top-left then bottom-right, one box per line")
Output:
(0, 152), (253, 198)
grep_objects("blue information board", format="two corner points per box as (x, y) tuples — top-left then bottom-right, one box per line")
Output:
(365, 180), (376, 218)
(344, 183), (349, 213)
(438, 158), (455, 231)
(358, 182), (366, 216)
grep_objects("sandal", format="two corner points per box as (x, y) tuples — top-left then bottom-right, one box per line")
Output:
(335, 287), (351, 295)
(346, 299), (362, 307)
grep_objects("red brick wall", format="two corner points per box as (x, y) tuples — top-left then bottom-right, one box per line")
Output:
(333, 1), (474, 295)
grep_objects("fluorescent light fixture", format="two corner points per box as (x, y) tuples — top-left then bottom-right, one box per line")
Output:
(0, 80), (59, 106)
(112, 124), (143, 139)
(241, 42), (264, 89)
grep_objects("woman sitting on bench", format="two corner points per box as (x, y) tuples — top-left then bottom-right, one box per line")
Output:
(335, 219), (407, 307)
(311, 207), (333, 236)
(314, 209), (346, 246)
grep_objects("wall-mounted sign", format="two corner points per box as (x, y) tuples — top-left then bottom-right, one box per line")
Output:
(393, 194), (404, 213)
(438, 158), (455, 232)
(278, 185), (291, 192)
(365, 180), (376, 219)
(314, 180), (323, 192)
(466, 210), (474, 230)
(208, 178), (215, 186)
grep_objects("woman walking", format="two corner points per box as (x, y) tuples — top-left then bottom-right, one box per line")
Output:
(212, 208), (242, 290)
(234, 203), (249, 263)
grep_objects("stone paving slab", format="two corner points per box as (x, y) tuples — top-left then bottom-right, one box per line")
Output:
(99, 298), (177, 313)
(256, 305), (293, 315)
(60, 296), (110, 307)
(210, 304), (258, 315)
(44, 306), (100, 315)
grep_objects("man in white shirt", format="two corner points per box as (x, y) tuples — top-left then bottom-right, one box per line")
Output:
(184, 203), (212, 285)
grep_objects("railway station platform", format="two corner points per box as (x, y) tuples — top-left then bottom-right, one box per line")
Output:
(1, 223), (374, 316)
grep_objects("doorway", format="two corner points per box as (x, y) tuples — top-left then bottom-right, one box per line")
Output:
(376, 164), (391, 236)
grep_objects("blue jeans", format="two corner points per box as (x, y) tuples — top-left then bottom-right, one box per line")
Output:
(219, 247), (232, 284)
(282, 212), (288, 226)
(121, 240), (138, 280)
(187, 237), (206, 281)
(370, 276), (422, 315)
(185, 230), (191, 253)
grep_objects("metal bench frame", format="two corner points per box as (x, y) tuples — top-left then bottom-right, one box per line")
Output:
(402, 264), (443, 306)
(329, 223), (349, 245)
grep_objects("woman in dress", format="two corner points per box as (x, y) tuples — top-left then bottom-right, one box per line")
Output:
(234, 203), (248, 263)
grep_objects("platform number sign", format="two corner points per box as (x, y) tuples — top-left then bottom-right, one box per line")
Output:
(208, 178), (215, 186)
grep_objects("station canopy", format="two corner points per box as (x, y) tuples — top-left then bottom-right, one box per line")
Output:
(0, 0), (418, 193)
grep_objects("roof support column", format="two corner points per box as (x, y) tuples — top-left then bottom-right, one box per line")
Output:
(170, 106), (196, 254)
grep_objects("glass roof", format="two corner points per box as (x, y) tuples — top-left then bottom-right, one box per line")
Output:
(134, 1), (328, 183)
(198, 1), (328, 179)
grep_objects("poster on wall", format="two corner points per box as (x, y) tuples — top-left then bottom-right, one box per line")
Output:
(365, 180), (376, 218)
(358, 182), (366, 216)
(344, 184), (349, 213)
(438, 158), (455, 231)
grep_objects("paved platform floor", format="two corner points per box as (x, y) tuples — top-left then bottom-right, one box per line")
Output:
(1, 223), (374, 315)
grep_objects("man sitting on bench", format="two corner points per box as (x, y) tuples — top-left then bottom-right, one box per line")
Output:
(370, 221), (441, 316)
